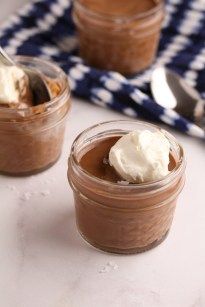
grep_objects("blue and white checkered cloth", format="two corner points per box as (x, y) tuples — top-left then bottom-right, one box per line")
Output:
(0, 0), (205, 138)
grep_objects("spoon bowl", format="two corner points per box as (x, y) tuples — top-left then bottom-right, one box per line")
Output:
(151, 66), (205, 125)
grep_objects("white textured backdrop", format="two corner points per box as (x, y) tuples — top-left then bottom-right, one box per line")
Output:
(0, 0), (28, 22)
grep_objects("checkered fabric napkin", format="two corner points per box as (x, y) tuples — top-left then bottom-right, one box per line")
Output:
(0, 0), (205, 138)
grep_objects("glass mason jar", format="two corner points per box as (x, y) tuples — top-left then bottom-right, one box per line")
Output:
(68, 120), (186, 254)
(73, 0), (165, 75)
(0, 56), (71, 176)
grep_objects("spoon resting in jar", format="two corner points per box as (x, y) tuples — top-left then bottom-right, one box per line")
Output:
(0, 46), (50, 106)
(151, 67), (205, 127)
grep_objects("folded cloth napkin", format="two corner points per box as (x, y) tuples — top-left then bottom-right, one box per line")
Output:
(0, 0), (205, 139)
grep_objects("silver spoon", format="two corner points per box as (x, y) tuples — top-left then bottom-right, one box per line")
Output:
(0, 46), (50, 105)
(151, 67), (205, 126)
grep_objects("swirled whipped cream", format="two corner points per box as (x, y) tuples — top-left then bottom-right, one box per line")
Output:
(109, 130), (170, 183)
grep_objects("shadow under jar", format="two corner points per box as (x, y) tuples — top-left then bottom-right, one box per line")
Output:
(0, 56), (71, 176)
(73, 0), (165, 75)
(68, 120), (186, 254)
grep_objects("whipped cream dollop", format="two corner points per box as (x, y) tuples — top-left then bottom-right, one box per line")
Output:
(0, 65), (27, 104)
(109, 130), (170, 183)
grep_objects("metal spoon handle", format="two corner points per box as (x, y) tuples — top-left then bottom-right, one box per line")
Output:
(0, 46), (15, 66)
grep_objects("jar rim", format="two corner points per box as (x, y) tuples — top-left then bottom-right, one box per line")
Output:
(70, 120), (186, 191)
(0, 55), (70, 116)
(74, 0), (164, 23)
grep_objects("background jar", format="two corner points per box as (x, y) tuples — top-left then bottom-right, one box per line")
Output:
(68, 120), (186, 254)
(73, 0), (165, 75)
(0, 56), (71, 176)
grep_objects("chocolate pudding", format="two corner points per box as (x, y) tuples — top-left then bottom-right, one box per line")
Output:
(73, 0), (164, 74)
(68, 121), (186, 254)
(0, 56), (71, 176)
(80, 136), (176, 182)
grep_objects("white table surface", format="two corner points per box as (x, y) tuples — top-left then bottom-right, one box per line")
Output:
(0, 2), (205, 307)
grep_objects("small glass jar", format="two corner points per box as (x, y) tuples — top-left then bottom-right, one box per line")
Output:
(0, 56), (71, 176)
(68, 120), (186, 254)
(73, 0), (164, 75)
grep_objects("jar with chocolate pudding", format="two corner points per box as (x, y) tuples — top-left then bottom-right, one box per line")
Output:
(68, 120), (186, 254)
(73, 0), (164, 75)
(0, 56), (71, 175)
